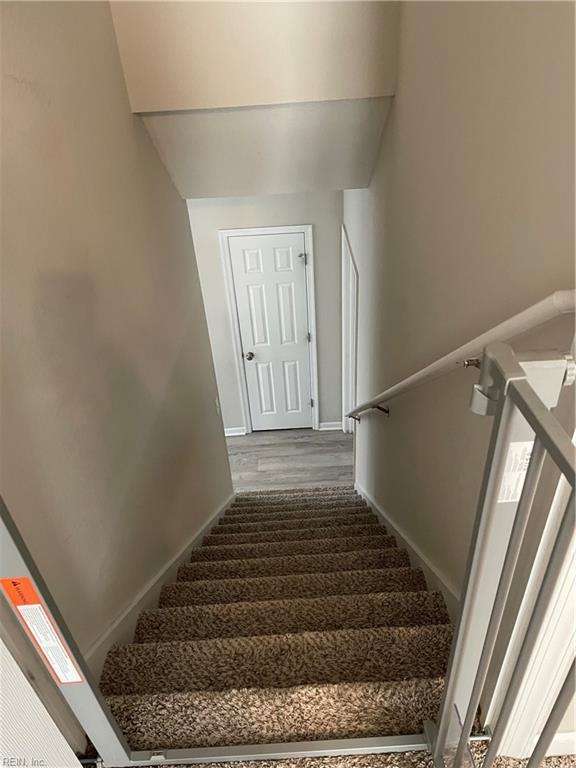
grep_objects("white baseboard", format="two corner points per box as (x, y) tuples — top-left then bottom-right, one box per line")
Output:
(544, 731), (576, 757)
(500, 729), (576, 759)
(83, 492), (235, 677)
(355, 483), (460, 620)
(224, 426), (247, 437)
(319, 422), (343, 431)
(227, 423), (340, 434)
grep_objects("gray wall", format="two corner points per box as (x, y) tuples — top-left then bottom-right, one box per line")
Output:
(1, 0), (232, 666)
(343, 0), (574, 730)
(188, 192), (344, 430)
(143, 99), (391, 198)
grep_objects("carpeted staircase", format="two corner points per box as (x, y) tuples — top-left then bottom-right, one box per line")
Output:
(100, 486), (452, 752)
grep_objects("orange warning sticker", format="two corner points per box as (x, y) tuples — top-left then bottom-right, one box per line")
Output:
(1, 576), (41, 607)
(1, 577), (84, 685)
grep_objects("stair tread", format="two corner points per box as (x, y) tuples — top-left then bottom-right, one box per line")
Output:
(135, 590), (449, 643)
(106, 676), (444, 749)
(228, 499), (367, 513)
(202, 523), (386, 546)
(223, 505), (368, 523)
(235, 485), (355, 498)
(100, 624), (452, 696)
(190, 534), (396, 562)
(178, 547), (409, 582)
(214, 513), (377, 535)
(220, 509), (373, 524)
(232, 490), (360, 500)
(160, 566), (428, 607)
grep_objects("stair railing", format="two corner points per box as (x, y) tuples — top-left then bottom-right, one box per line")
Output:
(347, 290), (574, 420)
(347, 291), (575, 768)
(425, 342), (575, 768)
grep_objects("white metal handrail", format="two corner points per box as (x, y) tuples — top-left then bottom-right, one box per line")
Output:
(347, 289), (575, 419)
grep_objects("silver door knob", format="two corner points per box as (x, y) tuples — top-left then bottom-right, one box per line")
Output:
(244, 352), (255, 361)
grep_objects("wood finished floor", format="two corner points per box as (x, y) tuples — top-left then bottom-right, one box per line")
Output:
(226, 429), (354, 491)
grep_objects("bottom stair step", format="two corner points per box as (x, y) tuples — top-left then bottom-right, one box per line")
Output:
(106, 676), (445, 750)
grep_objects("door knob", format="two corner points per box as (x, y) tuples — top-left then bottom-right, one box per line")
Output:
(244, 352), (255, 361)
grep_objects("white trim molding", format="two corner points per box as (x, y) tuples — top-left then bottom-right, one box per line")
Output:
(355, 483), (460, 620)
(224, 426), (247, 437)
(341, 224), (359, 434)
(218, 225), (319, 432)
(219, 230), (253, 435)
(83, 492), (235, 677)
(319, 422), (343, 432)
(540, 731), (576, 757)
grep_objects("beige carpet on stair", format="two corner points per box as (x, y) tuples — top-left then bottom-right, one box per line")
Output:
(97, 487), (572, 764)
(145, 750), (576, 768)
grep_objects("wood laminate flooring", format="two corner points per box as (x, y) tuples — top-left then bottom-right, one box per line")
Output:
(226, 429), (354, 491)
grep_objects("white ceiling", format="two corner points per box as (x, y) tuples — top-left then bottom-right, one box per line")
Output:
(143, 98), (391, 199)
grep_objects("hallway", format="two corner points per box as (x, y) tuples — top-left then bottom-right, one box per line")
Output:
(226, 429), (354, 491)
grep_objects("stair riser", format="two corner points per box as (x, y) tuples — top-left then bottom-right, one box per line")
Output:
(160, 567), (428, 607)
(233, 488), (358, 500)
(231, 497), (360, 510)
(100, 625), (452, 696)
(135, 591), (449, 643)
(202, 524), (386, 546)
(229, 500), (363, 511)
(178, 548), (409, 582)
(214, 513), (377, 535)
(223, 505), (368, 523)
(106, 677), (444, 749)
(228, 499), (366, 513)
(190, 535), (395, 563)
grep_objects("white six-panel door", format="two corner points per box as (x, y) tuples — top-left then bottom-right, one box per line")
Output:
(229, 232), (313, 430)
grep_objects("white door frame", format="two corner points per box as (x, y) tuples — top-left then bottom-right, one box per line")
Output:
(219, 225), (319, 433)
(341, 224), (359, 433)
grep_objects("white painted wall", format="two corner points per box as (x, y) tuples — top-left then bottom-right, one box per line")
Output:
(2, 0), (231, 692)
(143, 98), (391, 199)
(111, 2), (399, 113)
(345, 0), (574, 600)
(188, 193), (343, 431)
(343, 0), (574, 740)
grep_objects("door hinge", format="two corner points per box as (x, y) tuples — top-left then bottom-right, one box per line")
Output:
(310, 398), (314, 408)
(299, 252), (308, 266)
(306, 331), (312, 343)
